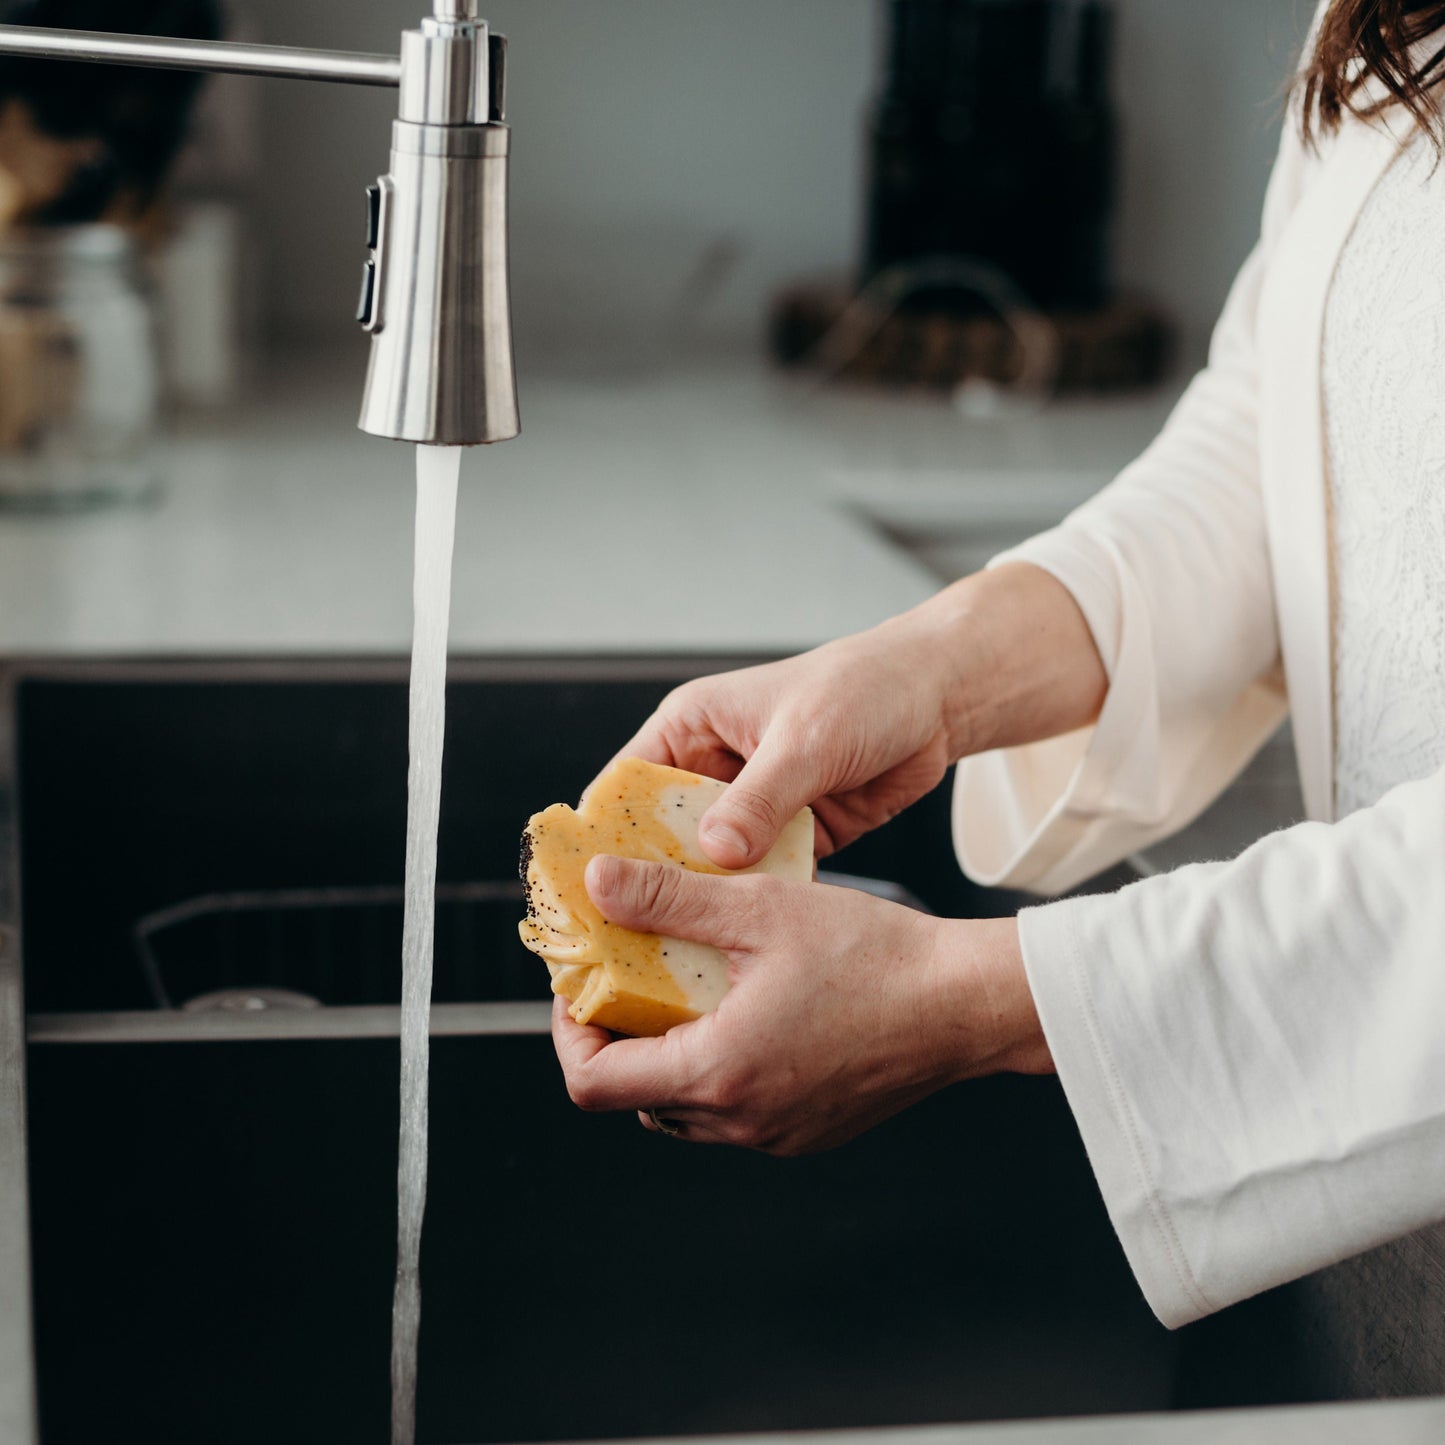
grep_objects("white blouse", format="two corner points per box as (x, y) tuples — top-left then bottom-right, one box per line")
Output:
(1324, 131), (1445, 820)
(948, 9), (1445, 1330)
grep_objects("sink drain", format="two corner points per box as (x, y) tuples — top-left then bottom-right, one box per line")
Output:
(181, 987), (323, 1013)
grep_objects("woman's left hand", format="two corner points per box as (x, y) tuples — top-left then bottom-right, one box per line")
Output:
(551, 855), (1052, 1155)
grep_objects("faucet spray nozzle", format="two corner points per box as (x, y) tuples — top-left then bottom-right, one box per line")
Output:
(356, 9), (519, 447)
(0, 9), (517, 450)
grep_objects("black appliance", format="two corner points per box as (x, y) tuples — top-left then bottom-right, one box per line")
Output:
(864, 0), (1115, 310)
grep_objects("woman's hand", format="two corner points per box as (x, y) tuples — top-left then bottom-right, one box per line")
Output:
(555, 565), (1097, 1150)
(550, 855), (1052, 1156)
(607, 563), (1109, 870)
(608, 620), (956, 869)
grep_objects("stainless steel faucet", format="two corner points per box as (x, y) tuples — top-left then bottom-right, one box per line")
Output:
(0, 1), (520, 447)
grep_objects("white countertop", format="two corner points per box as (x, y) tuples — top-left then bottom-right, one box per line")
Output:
(608, 1397), (1445, 1445)
(0, 346), (1175, 659)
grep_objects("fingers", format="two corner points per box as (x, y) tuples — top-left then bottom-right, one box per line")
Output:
(584, 854), (766, 951)
(552, 995), (724, 1133)
(552, 995), (673, 1106)
(549, 993), (614, 1074)
(698, 729), (820, 869)
(601, 728), (677, 776)
(636, 1108), (733, 1145)
(582, 734), (675, 807)
(601, 677), (745, 783)
(588, 725), (743, 806)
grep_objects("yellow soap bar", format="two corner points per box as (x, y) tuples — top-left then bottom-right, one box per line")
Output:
(518, 757), (814, 1037)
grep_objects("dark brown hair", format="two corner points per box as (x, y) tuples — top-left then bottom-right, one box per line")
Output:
(1302, 1), (1445, 141)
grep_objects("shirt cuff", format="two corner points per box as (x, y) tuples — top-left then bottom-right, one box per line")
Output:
(1018, 893), (1216, 1329)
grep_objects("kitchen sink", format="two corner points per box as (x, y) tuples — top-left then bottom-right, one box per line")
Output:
(0, 658), (1188, 1444)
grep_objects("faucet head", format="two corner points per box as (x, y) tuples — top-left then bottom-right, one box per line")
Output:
(357, 11), (518, 447)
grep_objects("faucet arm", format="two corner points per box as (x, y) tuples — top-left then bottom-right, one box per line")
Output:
(0, 24), (402, 88)
(0, 10), (518, 448)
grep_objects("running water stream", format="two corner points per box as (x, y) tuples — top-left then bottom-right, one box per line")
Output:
(391, 443), (463, 1445)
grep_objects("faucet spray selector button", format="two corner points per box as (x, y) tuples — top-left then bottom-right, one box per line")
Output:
(356, 259), (377, 327)
(359, 175), (392, 334)
(366, 183), (382, 249)
(358, 184), (380, 327)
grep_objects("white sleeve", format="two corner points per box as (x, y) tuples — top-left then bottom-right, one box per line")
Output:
(951, 109), (1313, 896)
(1019, 767), (1445, 1328)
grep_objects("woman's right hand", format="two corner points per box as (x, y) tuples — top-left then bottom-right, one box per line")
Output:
(605, 562), (1110, 869)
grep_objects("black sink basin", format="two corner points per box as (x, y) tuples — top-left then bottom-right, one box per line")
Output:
(5, 659), (1180, 1444)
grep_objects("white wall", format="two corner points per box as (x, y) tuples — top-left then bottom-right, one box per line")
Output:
(233, 0), (1314, 364)
(1112, 0), (1315, 355)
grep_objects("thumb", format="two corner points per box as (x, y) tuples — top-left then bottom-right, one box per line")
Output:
(698, 732), (818, 869)
(585, 855), (758, 952)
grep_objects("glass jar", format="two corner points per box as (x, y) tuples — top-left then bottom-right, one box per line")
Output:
(0, 225), (160, 510)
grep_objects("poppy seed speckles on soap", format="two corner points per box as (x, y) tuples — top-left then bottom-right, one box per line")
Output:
(518, 758), (813, 1036)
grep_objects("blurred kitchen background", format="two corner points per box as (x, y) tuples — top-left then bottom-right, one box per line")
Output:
(0, 0), (1318, 443)
(236, 0), (1312, 376)
(0, 0), (1307, 394)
